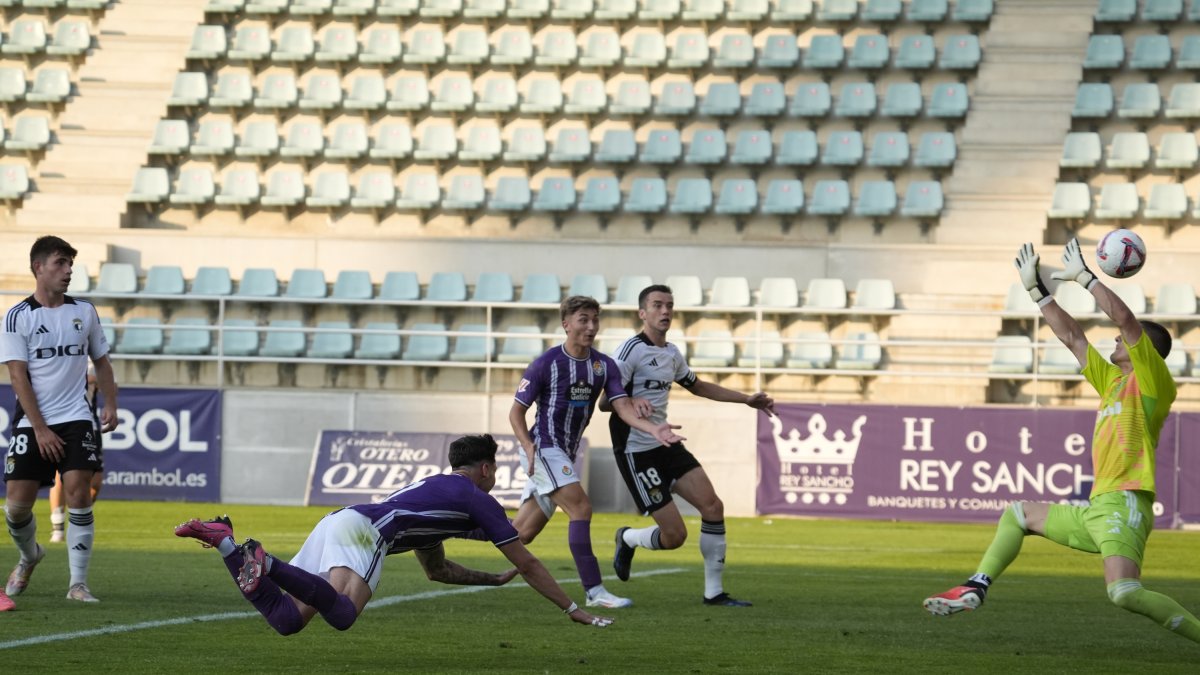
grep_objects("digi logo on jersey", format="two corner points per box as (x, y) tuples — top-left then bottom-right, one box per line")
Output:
(33, 344), (86, 359)
(643, 379), (672, 391)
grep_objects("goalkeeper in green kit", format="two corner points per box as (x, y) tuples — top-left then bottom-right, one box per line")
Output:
(923, 239), (1200, 645)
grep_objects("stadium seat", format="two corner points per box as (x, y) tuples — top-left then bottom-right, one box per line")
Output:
(118, 318), (165, 355)
(344, 74), (387, 112)
(667, 30), (710, 69)
(1164, 348), (1189, 376)
(380, 271), (420, 301)
(127, 167), (170, 206)
(497, 326), (545, 363)
(614, 275), (653, 306)
(350, 170), (397, 211)
(818, 0), (857, 20)
(1143, 0), (1183, 20)
(595, 0), (636, 19)
(895, 34), (935, 70)
(245, 0), (290, 16)
(0, 68), (27, 105)
(210, 71), (252, 111)
(472, 272), (515, 302)
(1165, 82), (1200, 120)
(163, 318), (213, 356)
(913, 132), (956, 169)
(332, 270), (373, 301)
(669, 178), (713, 215)
(863, 0), (902, 22)
(853, 180), (896, 217)
(1046, 182), (1091, 219)
(71, 266), (92, 295)
(655, 80), (696, 116)
(1118, 83), (1161, 119)
(387, 75), (429, 112)
(1054, 282), (1096, 315)
(3, 19), (47, 56)
(624, 177), (667, 213)
(260, 169), (305, 211)
(564, 76), (607, 115)
(413, 123), (456, 161)
(731, 129), (772, 165)
(835, 331), (883, 370)
(418, 0), (462, 16)
(1111, 282), (1147, 314)
(442, 173), (486, 210)
(578, 28), (620, 69)
(187, 25), (227, 61)
(360, 26), (403, 65)
(1105, 132), (1150, 170)
(0, 163), (29, 201)
(1143, 183), (1187, 220)
(928, 83), (968, 121)
(395, 171), (441, 211)
(699, 81), (741, 117)
(257, 320), (305, 358)
(848, 33), (889, 70)
(272, 25), (315, 64)
(552, 0), (594, 19)
(286, 269), (328, 300)
(307, 321), (354, 360)
(532, 176), (576, 212)
(907, 0), (946, 21)
(535, 29), (578, 67)
(1155, 132), (1198, 169)
(611, 79), (651, 116)
(940, 34), (981, 71)
(639, 0), (679, 20)
(377, 0), (420, 16)
(759, 34), (799, 69)
(880, 81), (922, 119)
(306, 169), (351, 208)
(476, 76), (518, 114)
(226, 25), (269, 63)
(787, 331), (833, 369)
(488, 175), (531, 211)
(686, 0), (728, 22)
(624, 31), (666, 69)
(188, 267), (231, 297)
(355, 322), (401, 360)
(450, 324), (495, 362)
(1083, 34), (1124, 70)
(867, 131), (909, 168)
(1072, 83), (1114, 119)
(594, 128), (636, 163)
(215, 169), (260, 211)
(639, 128), (681, 164)
(254, 72), (298, 111)
(690, 330), (735, 368)
(762, 179), (804, 216)
(1154, 283), (1197, 315)
(509, 0), (550, 18)
(46, 19), (89, 59)
(789, 81), (831, 118)
(503, 124), (547, 162)
(519, 273), (562, 303)
(803, 34), (844, 70)
(714, 32), (755, 70)
(569, 274), (609, 302)
(900, 181), (943, 217)
(447, 27), (489, 65)
(167, 72), (208, 108)
(714, 179), (758, 216)
(403, 29), (446, 64)
(808, 180), (850, 216)
(776, 130), (817, 166)
(219, 319), (259, 357)
(426, 272), (468, 302)
(97, 262), (137, 294)
(988, 336), (1033, 374)
(853, 278), (896, 311)
(3, 115), (48, 153)
(822, 130), (863, 166)
(430, 75), (474, 112)
(280, 120), (324, 159)
(1059, 131), (1101, 169)
(299, 73), (342, 111)
(664, 275), (704, 307)
(757, 277), (799, 308)
(1094, 183), (1138, 219)
(235, 120), (280, 160)
(190, 118), (234, 158)
(686, 128), (727, 165)
(520, 77), (563, 114)
(953, 0), (993, 21)
(738, 330), (785, 368)
(745, 80), (786, 117)
(487, 27), (531, 67)
(334, 0), (376, 16)
(169, 167), (215, 208)
(772, 0), (814, 21)
(459, 124), (501, 162)
(548, 126), (591, 163)
(578, 176), (621, 214)
(236, 268), (279, 298)
(1129, 34), (1171, 70)
(1178, 35), (1200, 69)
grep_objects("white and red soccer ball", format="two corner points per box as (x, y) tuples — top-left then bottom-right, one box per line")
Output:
(1095, 229), (1146, 279)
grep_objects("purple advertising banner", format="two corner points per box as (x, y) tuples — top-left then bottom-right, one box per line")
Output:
(306, 430), (586, 509)
(758, 403), (1183, 528)
(1, 385), (222, 502)
(1178, 414), (1200, 523)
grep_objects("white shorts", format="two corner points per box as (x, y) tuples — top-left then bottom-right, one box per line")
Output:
(289, 508), (385, 593)
(519, 446), (581, 519)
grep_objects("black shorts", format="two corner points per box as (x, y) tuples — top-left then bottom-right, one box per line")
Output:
(4, 420), (103, 488)
(613, 442), (702, 515)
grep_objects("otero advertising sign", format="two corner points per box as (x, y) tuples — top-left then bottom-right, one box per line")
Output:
(1, 385), (221, 501)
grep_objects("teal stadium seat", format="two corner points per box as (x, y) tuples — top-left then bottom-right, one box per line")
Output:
(818, 0), (857, 21)
(451, 324), (495, 362)
(503, 125), (546, 162)
(442, 173), (485, 211)
(848, 33), (889, 70)
(686, 129), (727, 164)
(380, 272), (420, 301)
(835, 82), (876, 118)
(868, 131), (909, 168)
(699, 81), (741, 117)
(803, 34), (844, 70)
(192, 266), (232, 296)
(907, 0), (947, 22)
(1129, 35), (1171, 70)
(714, 179), (758, 215)
(118, 318), (164, 355)
(333, 270), (373, 301)
(286, 269), (327, 300)
(895, 34), (934, 70)
(787, 331), (833, 369)
(777, 130), (817, 166)
(624, 177), (667, 214)
(427, 272), (467, 302)
(548, 126), (591, 163)
(488, 176), (531, 212)
(569, 274), (609, 302)
(655, 80), (696, 116)
(308, 322), (354, 359)
(498, 326), (545, 363)
(863, 0), (902, 22)
(808, 180), (850, 217)
(854, 180), (897, 217)
(472, 272), (515, 302)
(164, 318), (213, 356)
(953, 0), (993, 22)
(1105, 132), (1149, 170)
(690, 330), (736, 367)
(97, 263), (137, 294)
(759, 34), (799, 69)
(772, 0), (813, 22)
(614, 275), (653, 306)
(789, 81), (831, 118)
(579, 29), (621, 69)
(714, 31), (755, 69)
(745, 80), (786, 117)
(929, 83), (969, 121)
(533, 177), (576, 212)
(578, 176), (620, 214)
(1118, 83), (1160, 119)
(914, 132), (956, 169)
(143, 266), (185, 296)
(1060, 132), (1101, 169)
(306, 170), (351, 209)
(1143, 0), (1184, 21)
(1178, 35), (1200, 69)
(640, 128), (682, 164)
(260, 320), (306, 358)
(1073, 84), (1113, 119)
(237, 268), (279, 298)
(669, 178), (713, 215)
(731, 129), (772, 165)
(1083, 34), (1124, 70)
(900, 181), (943, 218)
(822, 130), (863, 166)
(520, 273), (562, 303)
(594, 128), (636, 164)
(664, 275), (704, 307)
(762, 179), (804, 216)
(611, 80), (650, 116)
(940, 35), (981, 71)
(1047, 182), (1091, 219)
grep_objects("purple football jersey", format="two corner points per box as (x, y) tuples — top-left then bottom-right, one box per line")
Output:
(348, 473), (518, 555)
(513, 344), (628, 460)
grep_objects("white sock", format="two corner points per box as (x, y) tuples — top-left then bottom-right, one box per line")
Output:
(5, 502), (38, 562)
(67, 507), (95, 586)
(216, 537), (237, 558)
(50, 507), (65, 528)
(623, 525), (661, 550)
(699, 520), (726, 599)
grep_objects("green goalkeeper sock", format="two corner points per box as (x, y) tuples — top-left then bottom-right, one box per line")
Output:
(1109, 579), (1200, 644)
(974, 503), (1028, 583)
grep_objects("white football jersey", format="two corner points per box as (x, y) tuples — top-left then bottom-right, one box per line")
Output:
(608, 332), (696, 454)
(1, 295), (109, 427)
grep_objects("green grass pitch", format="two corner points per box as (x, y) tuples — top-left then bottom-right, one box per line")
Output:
(1, 501), (1198, 673)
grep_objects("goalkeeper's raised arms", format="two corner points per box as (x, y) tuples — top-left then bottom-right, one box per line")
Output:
(1050, 238), (1098, 290)
(1013, 243), (1051, 305)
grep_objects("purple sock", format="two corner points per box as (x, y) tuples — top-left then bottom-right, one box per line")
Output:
(269, 559), (359, 631)
(223, 551), (305, 635)
(568, 520), (602, 591)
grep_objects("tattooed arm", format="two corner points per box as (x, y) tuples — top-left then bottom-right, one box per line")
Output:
(413, 543), (519, 586)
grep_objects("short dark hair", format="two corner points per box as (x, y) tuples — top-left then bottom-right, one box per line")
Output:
(29, 235), (77, 275)
(1140, 321), (1172, 359)
(448, 434), (498, 469)
(637, 284), (673, 309)
(560, 295), (600, 322)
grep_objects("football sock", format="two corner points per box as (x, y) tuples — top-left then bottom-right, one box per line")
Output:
(975, 503), (1027, 583)
(268, 559), (358, 631)
(568, 520), (602, 591)
(66, 508), (95, 585)
(50, 507), (65, 534)
(216, 537), (237, 558)
(623, 525), (662, 550)
(4, 501), (37, 562)
(1108, 579), (1200, 644)
(700, 519), (726, 599)
(221, 550), (304, 635)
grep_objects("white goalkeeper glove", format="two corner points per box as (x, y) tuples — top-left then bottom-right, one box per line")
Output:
(1014, 243), (1051, 304)
(1050, 238), (1098, 290)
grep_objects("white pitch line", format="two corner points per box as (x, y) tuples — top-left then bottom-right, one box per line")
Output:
(0, 568), (687, 651)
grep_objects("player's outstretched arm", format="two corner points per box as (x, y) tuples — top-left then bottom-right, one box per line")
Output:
(687, 379), (776, 416)
(414, 543), (518, 586)
(611, 396), (684, 445)
(1017, 242), (1089, 367)
(1054, 239), (1143, 345)
(498, 540), (614, 628)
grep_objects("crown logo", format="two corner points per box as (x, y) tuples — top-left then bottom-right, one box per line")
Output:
(772, 413), (866, 467)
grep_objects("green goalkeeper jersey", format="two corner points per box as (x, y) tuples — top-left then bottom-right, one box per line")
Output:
(1081, 332), (1176, 499)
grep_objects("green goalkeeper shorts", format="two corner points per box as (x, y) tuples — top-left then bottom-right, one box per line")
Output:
(1042, 490), (1154, 567)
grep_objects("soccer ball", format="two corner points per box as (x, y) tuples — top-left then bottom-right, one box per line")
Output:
(1095, 229), (1146, 279)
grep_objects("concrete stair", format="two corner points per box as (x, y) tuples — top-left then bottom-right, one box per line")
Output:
(13, 0), (207, 231)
